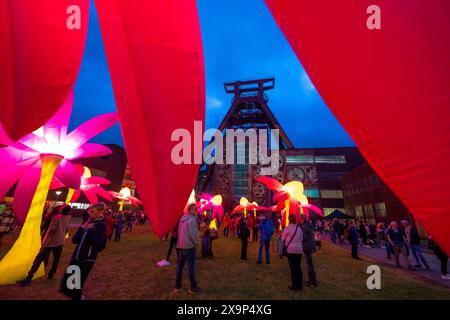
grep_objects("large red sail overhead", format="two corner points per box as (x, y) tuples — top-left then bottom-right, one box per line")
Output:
(0, 0), (90, 141)
(265, 0), (450, 253)
(95, 0), (205, 237)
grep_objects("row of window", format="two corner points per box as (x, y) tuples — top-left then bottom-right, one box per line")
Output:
(355, 202), (387, 218)
(286, 155), (346, 164)
(342, 174), (383, 196)
(303, 188), (343, 199)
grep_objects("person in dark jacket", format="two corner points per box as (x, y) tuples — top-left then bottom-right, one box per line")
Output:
(401, 220), (430, 269)
(331, 219), (343, 244)
(387, 221), (413, 269)
(348, 220), (361, 260)
(238, 217), (250, 260)
(60, 202), (107, 300)
(166, 219), (180, 262)
(257, 215), (274, 264)
(201, 228), (219, 258)
(114, 211), (124, 241)
(300, 215), (317, 288)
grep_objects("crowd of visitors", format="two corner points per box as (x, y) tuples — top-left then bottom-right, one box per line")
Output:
(321, 217), (450, 280)
(1, 197), (449, 300)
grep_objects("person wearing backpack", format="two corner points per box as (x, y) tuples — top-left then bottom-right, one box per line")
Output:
(17, 204), (72, 287)
(282, 214), (303, 291)
(257, 214), (274, 264)
(60, 202), (107, 300)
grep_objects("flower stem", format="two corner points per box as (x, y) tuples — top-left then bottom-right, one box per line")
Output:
(0, 155), (62, 285)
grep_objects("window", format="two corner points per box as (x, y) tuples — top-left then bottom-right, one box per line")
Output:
(355, 205), (363, 218)
(304, 188), (320, 198)
(286, 155), (314, 164)
(368, 174), (382, 189)
(374, 202), (387, 217)
(320, 189), (343, 199)
(314, 155), (346, 164)
(323, 208), (347, 216)
(286, 155), (347, 164)
(364, 204), (374, 218)
(233, 143), (248, 197)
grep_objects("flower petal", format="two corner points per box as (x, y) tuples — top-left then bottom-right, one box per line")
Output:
(43, 92), (74, 143)
(85, 176), (110, 186)
(92, 186), (113, 202)
(69, 143), (112, 160)
(83, 190), (99, 204)
(54, 159), (81, 189)
(67, 112), (119, 147)
(255, 176), (283, 191)
(13, 163), (41, 224)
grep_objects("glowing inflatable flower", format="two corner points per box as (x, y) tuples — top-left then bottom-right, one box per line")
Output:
(0, 93), (118, 224)
(256, 177), (307, 226)
(198, 193), (224, 221)
(198, 193), (213, 213)
(50, 165), (113, 205)
(110, 187), (142, 211)
(0, 93), (118, 285)
(232, 197), (257, 217)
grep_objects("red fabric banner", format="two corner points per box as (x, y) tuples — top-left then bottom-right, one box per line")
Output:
(95, 0), (205, 238)
(0, 0), (90, 141)
(265, 0), (450, 253)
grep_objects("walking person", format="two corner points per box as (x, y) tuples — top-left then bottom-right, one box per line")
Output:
(252, 217), (259, 242)
(201, 228), (219, 258)
(257, 214), (274, 264)
(166, 219), (180, 262)
(174, 203), (201, 293)
(104, 211), (115, 242)
(282, 214), (303, 291)
(124, 211), (133, 233)
(114, 211), (124, 241)
(401, 220), (430, 269)
(60, 202), (107, 300)
(349, 220), (361, 260)
(300, 215), (317, 288)
(222, 214), (230, 237)
(387, 221), (414, 269)
(17, 205), (72, 286)
(238, 217), (250, 260)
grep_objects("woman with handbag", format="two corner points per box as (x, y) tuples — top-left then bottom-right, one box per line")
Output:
(281, 214), (304, 291)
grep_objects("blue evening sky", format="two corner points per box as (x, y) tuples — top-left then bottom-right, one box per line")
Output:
(72, 0), (354, 148)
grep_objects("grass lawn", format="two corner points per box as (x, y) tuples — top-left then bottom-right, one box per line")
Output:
(0, 225), (448, 300)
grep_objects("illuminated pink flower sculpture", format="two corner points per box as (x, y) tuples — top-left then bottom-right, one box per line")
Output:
(110, 187), (142, 211)
(232, 197), (258, 217)
(0, 92), (119, 285)
(0, 92), (118, 224)
(198, 193), (224, 221)
(256, 176), (323, 225)
(50, 165), (113, 205)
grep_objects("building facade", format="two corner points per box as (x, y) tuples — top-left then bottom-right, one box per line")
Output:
(341, 162), (415, 225)
(198, 78), (366, 215)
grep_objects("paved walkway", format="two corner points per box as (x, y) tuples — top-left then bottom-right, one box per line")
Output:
(322, 233), (450, 289)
